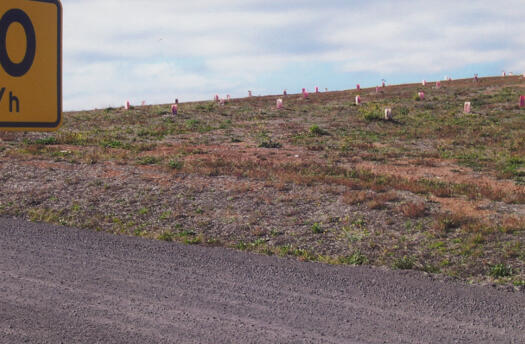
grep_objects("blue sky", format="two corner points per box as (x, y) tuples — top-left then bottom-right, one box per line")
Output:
(63, 0), (525, 110)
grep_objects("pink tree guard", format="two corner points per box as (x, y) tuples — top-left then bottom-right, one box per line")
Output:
(375, 86), (379, 93)
(422, 80), (426, 86)
(171, 104), (178, 115)
(175, 98), (179, 104)
(315, 87), (319, 93)
(502, 71), (506, 77)
(474, 74), (478, 82)
(436, 81), (441, 89)
(302, 88), (306, 94)
(355, 95), (361, 105)
(356, 84), (360, 91)
(283, 90), (287, 96)
(125, 101), (130, 110)
(520, 95), (525, 107)
(248, 91), (252, 97)
(382, 81), (386, 88)
(303, 91), (309, 99)
(464, 102), (471, 114)
(276, 98), (283, 109)
(227, 95), (231, 101)
(418, 92), (425, 100)
(214, 94), (219, 102)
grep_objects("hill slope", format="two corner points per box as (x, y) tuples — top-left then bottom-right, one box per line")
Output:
(1, 76), (524, 287)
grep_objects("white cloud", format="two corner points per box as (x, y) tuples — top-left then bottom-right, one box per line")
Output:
(62, 0), (525, 110)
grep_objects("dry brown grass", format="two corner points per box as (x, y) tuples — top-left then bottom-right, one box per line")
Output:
(501, 215), (525, 233)
(431, 211), (476, 236)
(343, 190), (370, 205)
(397, 201), (426, 218)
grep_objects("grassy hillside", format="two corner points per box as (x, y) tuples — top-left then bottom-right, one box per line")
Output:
(1, 76), (524, 287)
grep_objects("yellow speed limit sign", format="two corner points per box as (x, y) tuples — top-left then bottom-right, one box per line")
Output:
(0, 0), (62, 131)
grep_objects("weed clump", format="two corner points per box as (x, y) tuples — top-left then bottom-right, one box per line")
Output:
(168, 160), (184, 169)
(489, 264), (513, 278)
(309, 125), (329, 136)
(339, 251), (368, 265)
(311, 223), (323, 234)
(34, 137), (58, 145)
(359, 104), (383, 121)
(158, 231), (174, 242)
(259, 140), (282, 149)
(137, 156), (161, 165)
(392, 256), (415, 270)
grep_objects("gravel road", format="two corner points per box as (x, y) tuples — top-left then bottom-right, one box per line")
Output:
(1, 217), (524, 343)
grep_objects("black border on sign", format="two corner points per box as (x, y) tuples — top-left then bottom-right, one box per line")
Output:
(0, 0), (62, 130)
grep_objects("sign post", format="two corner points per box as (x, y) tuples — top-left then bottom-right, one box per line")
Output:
(0, 0), (62, 131)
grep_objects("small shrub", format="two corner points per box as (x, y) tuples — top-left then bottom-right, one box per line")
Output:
(489, 264), (513, 278)
(359, 104), (383, 121)
(311, 223), (323, 234)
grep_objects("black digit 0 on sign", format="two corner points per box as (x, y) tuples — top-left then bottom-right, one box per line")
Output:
(0, 8), (36, 77)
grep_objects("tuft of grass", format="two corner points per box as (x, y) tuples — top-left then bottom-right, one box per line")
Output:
(34, 137), (57, 145)
(392, 256), (415, 270)
(489, 264), (513, 278)
(259, 140), (282, 149)
(158, 231), (174, 242)
(343, 190), (369, 205)
(339, 251), (368, 265)
(311, 222), (323, 234)
(168, 160), (184, 169)
(309, 125), (329, 136)
(398, 201), (426, 218)
(137, 156), (161, 165)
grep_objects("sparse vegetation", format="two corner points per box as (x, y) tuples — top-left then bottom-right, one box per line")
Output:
(1, 76), (524, 287)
